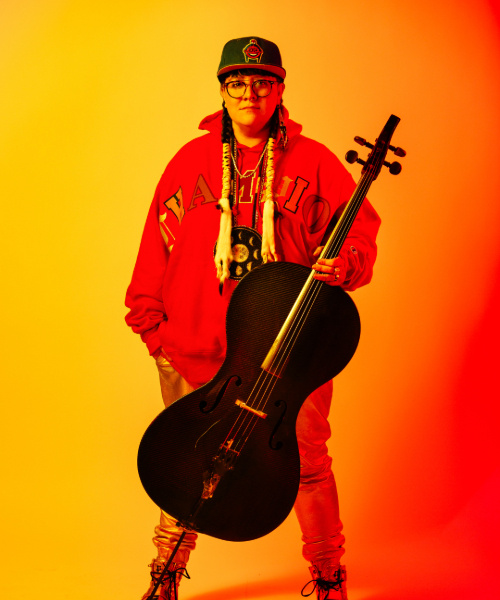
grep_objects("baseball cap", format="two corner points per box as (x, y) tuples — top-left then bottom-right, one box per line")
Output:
(217, 37), (286, 79)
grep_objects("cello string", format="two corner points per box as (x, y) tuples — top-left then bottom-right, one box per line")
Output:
(230, 262), (352, 451)
(220, 172), (375, 454)
(255, 182), (367, 381)
(219, 364), (280, 451)
(265, 175), (373, 377)
(231, 175), (374, 447)
(233, 370), (281, 448)
(228, 368), (279, 451)
(236, 173), (374, 441)
(245, 172), (372, 400)
(234, 276), (326, 449)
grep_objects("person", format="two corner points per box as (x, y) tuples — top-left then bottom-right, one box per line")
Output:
(125, 36), (381, 600)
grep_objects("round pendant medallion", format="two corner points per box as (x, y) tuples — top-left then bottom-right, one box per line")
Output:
(214, 226), (263, 281)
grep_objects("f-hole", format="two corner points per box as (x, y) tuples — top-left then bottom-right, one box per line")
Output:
(199, 375), (242, 414)
(269, 399), (287, 450)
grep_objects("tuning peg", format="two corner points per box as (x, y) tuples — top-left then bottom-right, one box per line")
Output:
(389, 144), (406, 157)
(383, 160), (402, 175)
(345, 150), (358, 163)
(345, 150), (366, 166)
(354, 136), (374, 149)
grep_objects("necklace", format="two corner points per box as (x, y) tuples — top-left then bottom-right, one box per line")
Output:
(231, 141), (267, 229)
(231, 137), (268, 179)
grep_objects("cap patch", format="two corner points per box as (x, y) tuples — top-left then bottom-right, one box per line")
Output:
(243, 39), (263, 64)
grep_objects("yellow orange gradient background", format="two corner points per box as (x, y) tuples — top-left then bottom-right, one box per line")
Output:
(1, 1), (499, 599)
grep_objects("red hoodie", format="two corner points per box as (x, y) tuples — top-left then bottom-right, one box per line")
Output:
(125, 110), (381, 386)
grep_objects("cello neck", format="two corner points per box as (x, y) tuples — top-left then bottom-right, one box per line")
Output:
(259, 173), (372, 378)
(319, 169), (375, 262)
(261, 114), (402, 378)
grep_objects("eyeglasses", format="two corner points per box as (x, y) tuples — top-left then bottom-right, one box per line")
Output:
(223, 79), (278, 99)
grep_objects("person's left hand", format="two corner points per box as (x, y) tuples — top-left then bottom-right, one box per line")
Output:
(311, 246), (346, 286)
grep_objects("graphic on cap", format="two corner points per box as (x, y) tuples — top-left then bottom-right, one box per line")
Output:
(243, 39), (263, 64)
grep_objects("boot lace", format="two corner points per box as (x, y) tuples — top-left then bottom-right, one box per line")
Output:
(146, 562), (190, 600)
(160, 567), (190, 600)
(301, 566), (345, 599)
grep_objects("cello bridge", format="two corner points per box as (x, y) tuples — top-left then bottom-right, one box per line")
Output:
(235, 399), (267, 419)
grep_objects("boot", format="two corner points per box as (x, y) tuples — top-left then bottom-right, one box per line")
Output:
(141, 549), (190, 600)
(301, 562), (347, 600)
(141, 510), (197, 600)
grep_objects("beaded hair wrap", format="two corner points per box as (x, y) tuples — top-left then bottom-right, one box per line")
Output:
(261, 135), (277, 263)
(214, 105), (234, 285)
(262, 104), (284, 264)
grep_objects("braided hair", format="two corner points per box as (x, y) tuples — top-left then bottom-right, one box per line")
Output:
(214, 104), (233, 285)
(215, 97), (285, 285)
(220, 104), (232, 204)
(221, 103), (233, 144)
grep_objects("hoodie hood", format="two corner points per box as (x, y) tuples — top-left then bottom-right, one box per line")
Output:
(198, 105), (302, 141)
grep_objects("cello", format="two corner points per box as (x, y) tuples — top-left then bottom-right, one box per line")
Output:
(137, 114), (405, 544)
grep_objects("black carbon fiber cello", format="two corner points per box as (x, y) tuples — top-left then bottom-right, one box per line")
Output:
(137, 115), (405, 544)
